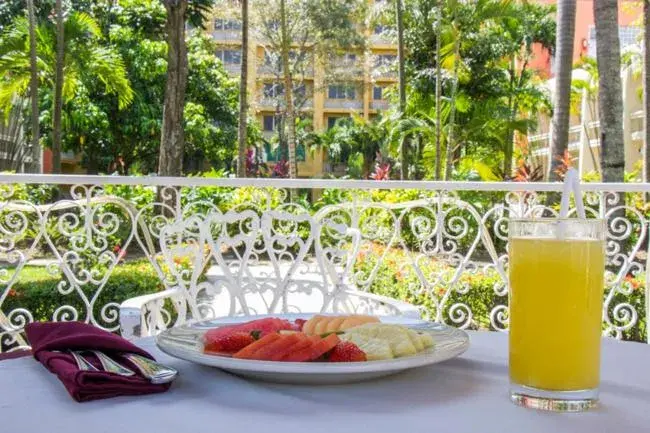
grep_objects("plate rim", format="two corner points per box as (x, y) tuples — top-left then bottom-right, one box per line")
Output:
(155, 314), (470, 375)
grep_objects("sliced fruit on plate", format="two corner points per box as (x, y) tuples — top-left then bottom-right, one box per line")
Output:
(340, 333), (394, 361)
(249, 333), (302, 361)
(340, 323), (435, 360)
(327, 341), (367, 362)
(232, 333), (281, 359)
(204, 331), (256, 354)
(204, 318), (296, 344)
(279, 335), (322, 362)
(302, 315), (380, 335)
(283, 334), (340, 362)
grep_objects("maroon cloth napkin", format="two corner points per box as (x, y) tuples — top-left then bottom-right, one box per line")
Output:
(25, 321), (172, 402)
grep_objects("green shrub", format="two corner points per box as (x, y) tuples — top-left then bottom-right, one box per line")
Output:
(358, 242), (647, 342)
(3, 259), (165, 330)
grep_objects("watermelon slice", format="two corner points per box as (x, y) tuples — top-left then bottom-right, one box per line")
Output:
(281, 336), (323, 362)
(280, 334), (340, 362)
(233, 333), (281, 359)
(249, 334), (302, 361)
(269, 334), (310, 361)
(204, 318), (295, 344)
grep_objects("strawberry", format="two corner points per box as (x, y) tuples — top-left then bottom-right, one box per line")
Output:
(294, 319), (307, 331)
(327, 341), (367, 362)
(204, 332), (256, 354)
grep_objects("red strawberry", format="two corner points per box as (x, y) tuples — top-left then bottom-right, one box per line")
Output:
(294, 319), (307, 331)
(327, 341), (367, 362)
(204, 332), (255, 354)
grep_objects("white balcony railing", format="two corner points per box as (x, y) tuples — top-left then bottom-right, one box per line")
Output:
(0, 175), (648, 352)
(324, 99), (363, 110)
(223, 63), (241, 75)
(212, 30), (241, 42)
(370, 100), (390, 110)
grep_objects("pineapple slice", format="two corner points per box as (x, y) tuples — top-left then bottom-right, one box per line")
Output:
(343, 323), (436, 359)
(340, 333), (393, 361)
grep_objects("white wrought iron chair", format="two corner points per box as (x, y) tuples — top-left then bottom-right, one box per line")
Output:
(119, 209), (420, 338)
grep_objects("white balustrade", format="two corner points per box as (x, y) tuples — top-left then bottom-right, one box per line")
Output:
(0, 174), (647, 350)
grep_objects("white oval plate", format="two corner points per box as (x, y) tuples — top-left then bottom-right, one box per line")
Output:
(155, 314), (470, 385)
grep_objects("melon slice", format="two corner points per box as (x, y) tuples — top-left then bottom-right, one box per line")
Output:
(233, 333), (280, 359)
(249, 333), (301, 361)
(204, 318), (295, 344)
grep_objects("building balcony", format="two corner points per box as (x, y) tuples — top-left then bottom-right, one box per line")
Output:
(370, 100), (390, 110)
(212, 30), (241, 42)
(224, 63), (241, 75)
(257, 64), (314, 77)
(257, 97), (313, 111)
(370, 34), (394, 46)
(324, 99), (363, 110)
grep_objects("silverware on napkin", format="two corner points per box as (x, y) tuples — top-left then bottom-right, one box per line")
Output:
(68, 350), (177, 384)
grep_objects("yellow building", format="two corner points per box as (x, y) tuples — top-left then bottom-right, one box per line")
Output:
(209, 1), (397, 177)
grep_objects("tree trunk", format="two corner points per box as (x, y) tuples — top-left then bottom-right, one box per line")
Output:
(643, 0), (650, 187)
(594, 0), (624, 183)
(547, 0), (576, 181)
(444, 38), (460, 181)
(280, 0), (297, 179)
(237, 0), (249, 178)
(503, 59), (517, 180)
(27, 0), (40, 173)
(434, 1), (442, 181)
(52, 0), (64, 174)
(396, 0), (407, 180)
(158, 0), (189, 177)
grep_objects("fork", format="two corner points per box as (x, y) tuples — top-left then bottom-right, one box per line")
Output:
(70, 350), (135, 377)
(69, 350), (177, 384)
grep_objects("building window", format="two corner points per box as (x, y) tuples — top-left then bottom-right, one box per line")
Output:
(263, 115), (276, 131)
(374, 54), (397, 68)
(587, 25), (641, 58)
(327, 116), (348, 130)
(328, 84), (356, 100)
(294, 84), (306, 98)
(263, 83), (284, 98)
(214, 19), (242, 31)
(374, 25), (388, 35)
(373, 86), (384, 100)
(215, 49), (241, 65)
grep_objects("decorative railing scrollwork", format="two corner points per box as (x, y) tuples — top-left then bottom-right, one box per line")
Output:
(0, 175), (648, 349)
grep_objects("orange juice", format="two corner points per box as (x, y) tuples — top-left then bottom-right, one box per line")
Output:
(509, 237), (605, 391)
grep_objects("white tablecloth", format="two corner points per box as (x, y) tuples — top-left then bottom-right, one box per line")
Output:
(2, 331), (650, 433)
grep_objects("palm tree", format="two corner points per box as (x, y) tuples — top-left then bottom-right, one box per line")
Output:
(52, 0), (64, 173)
(26, 0), (39, 172)
(593, 0), (624, 182)
(643, 0), (650, 182)
(547, 0), (576, 181)
(279, 0), (297, 179)
(159, 0), (189, 177)
(0, 13), (133, 149)
(237, 0), (249, 177)
(395, 0), (406, 179)
(434, 1), (442, 180)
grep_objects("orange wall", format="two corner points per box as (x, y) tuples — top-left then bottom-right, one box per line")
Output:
(530, 0), (642, 77)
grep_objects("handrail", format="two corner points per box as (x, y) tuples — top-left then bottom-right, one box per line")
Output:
(0, 174), (649, 192)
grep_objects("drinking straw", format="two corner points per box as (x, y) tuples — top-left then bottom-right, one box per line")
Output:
(571, 169), (586, 219)
(557, 168), (586, 238)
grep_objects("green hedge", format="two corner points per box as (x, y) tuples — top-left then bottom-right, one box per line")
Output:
(358, 243), (647, 342)
(3, 260), (165, 329)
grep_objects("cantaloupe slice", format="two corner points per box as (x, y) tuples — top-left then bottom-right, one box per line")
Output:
(302, 315), (380, 335)
(249, 333), (301, 361)
(233, 333), (281, 359)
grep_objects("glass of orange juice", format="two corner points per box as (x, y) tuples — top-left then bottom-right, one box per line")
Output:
(508, 218), (605, 412)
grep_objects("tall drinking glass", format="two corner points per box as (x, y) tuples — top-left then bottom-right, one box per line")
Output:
(508, 218), (606, 412)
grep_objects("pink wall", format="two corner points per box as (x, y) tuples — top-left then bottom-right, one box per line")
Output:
(529, 0), (642, 77)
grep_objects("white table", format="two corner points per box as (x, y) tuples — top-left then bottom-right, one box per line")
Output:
(2, 331), (650, 433)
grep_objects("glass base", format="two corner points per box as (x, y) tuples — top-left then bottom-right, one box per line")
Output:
(510, 383), (598, 412)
